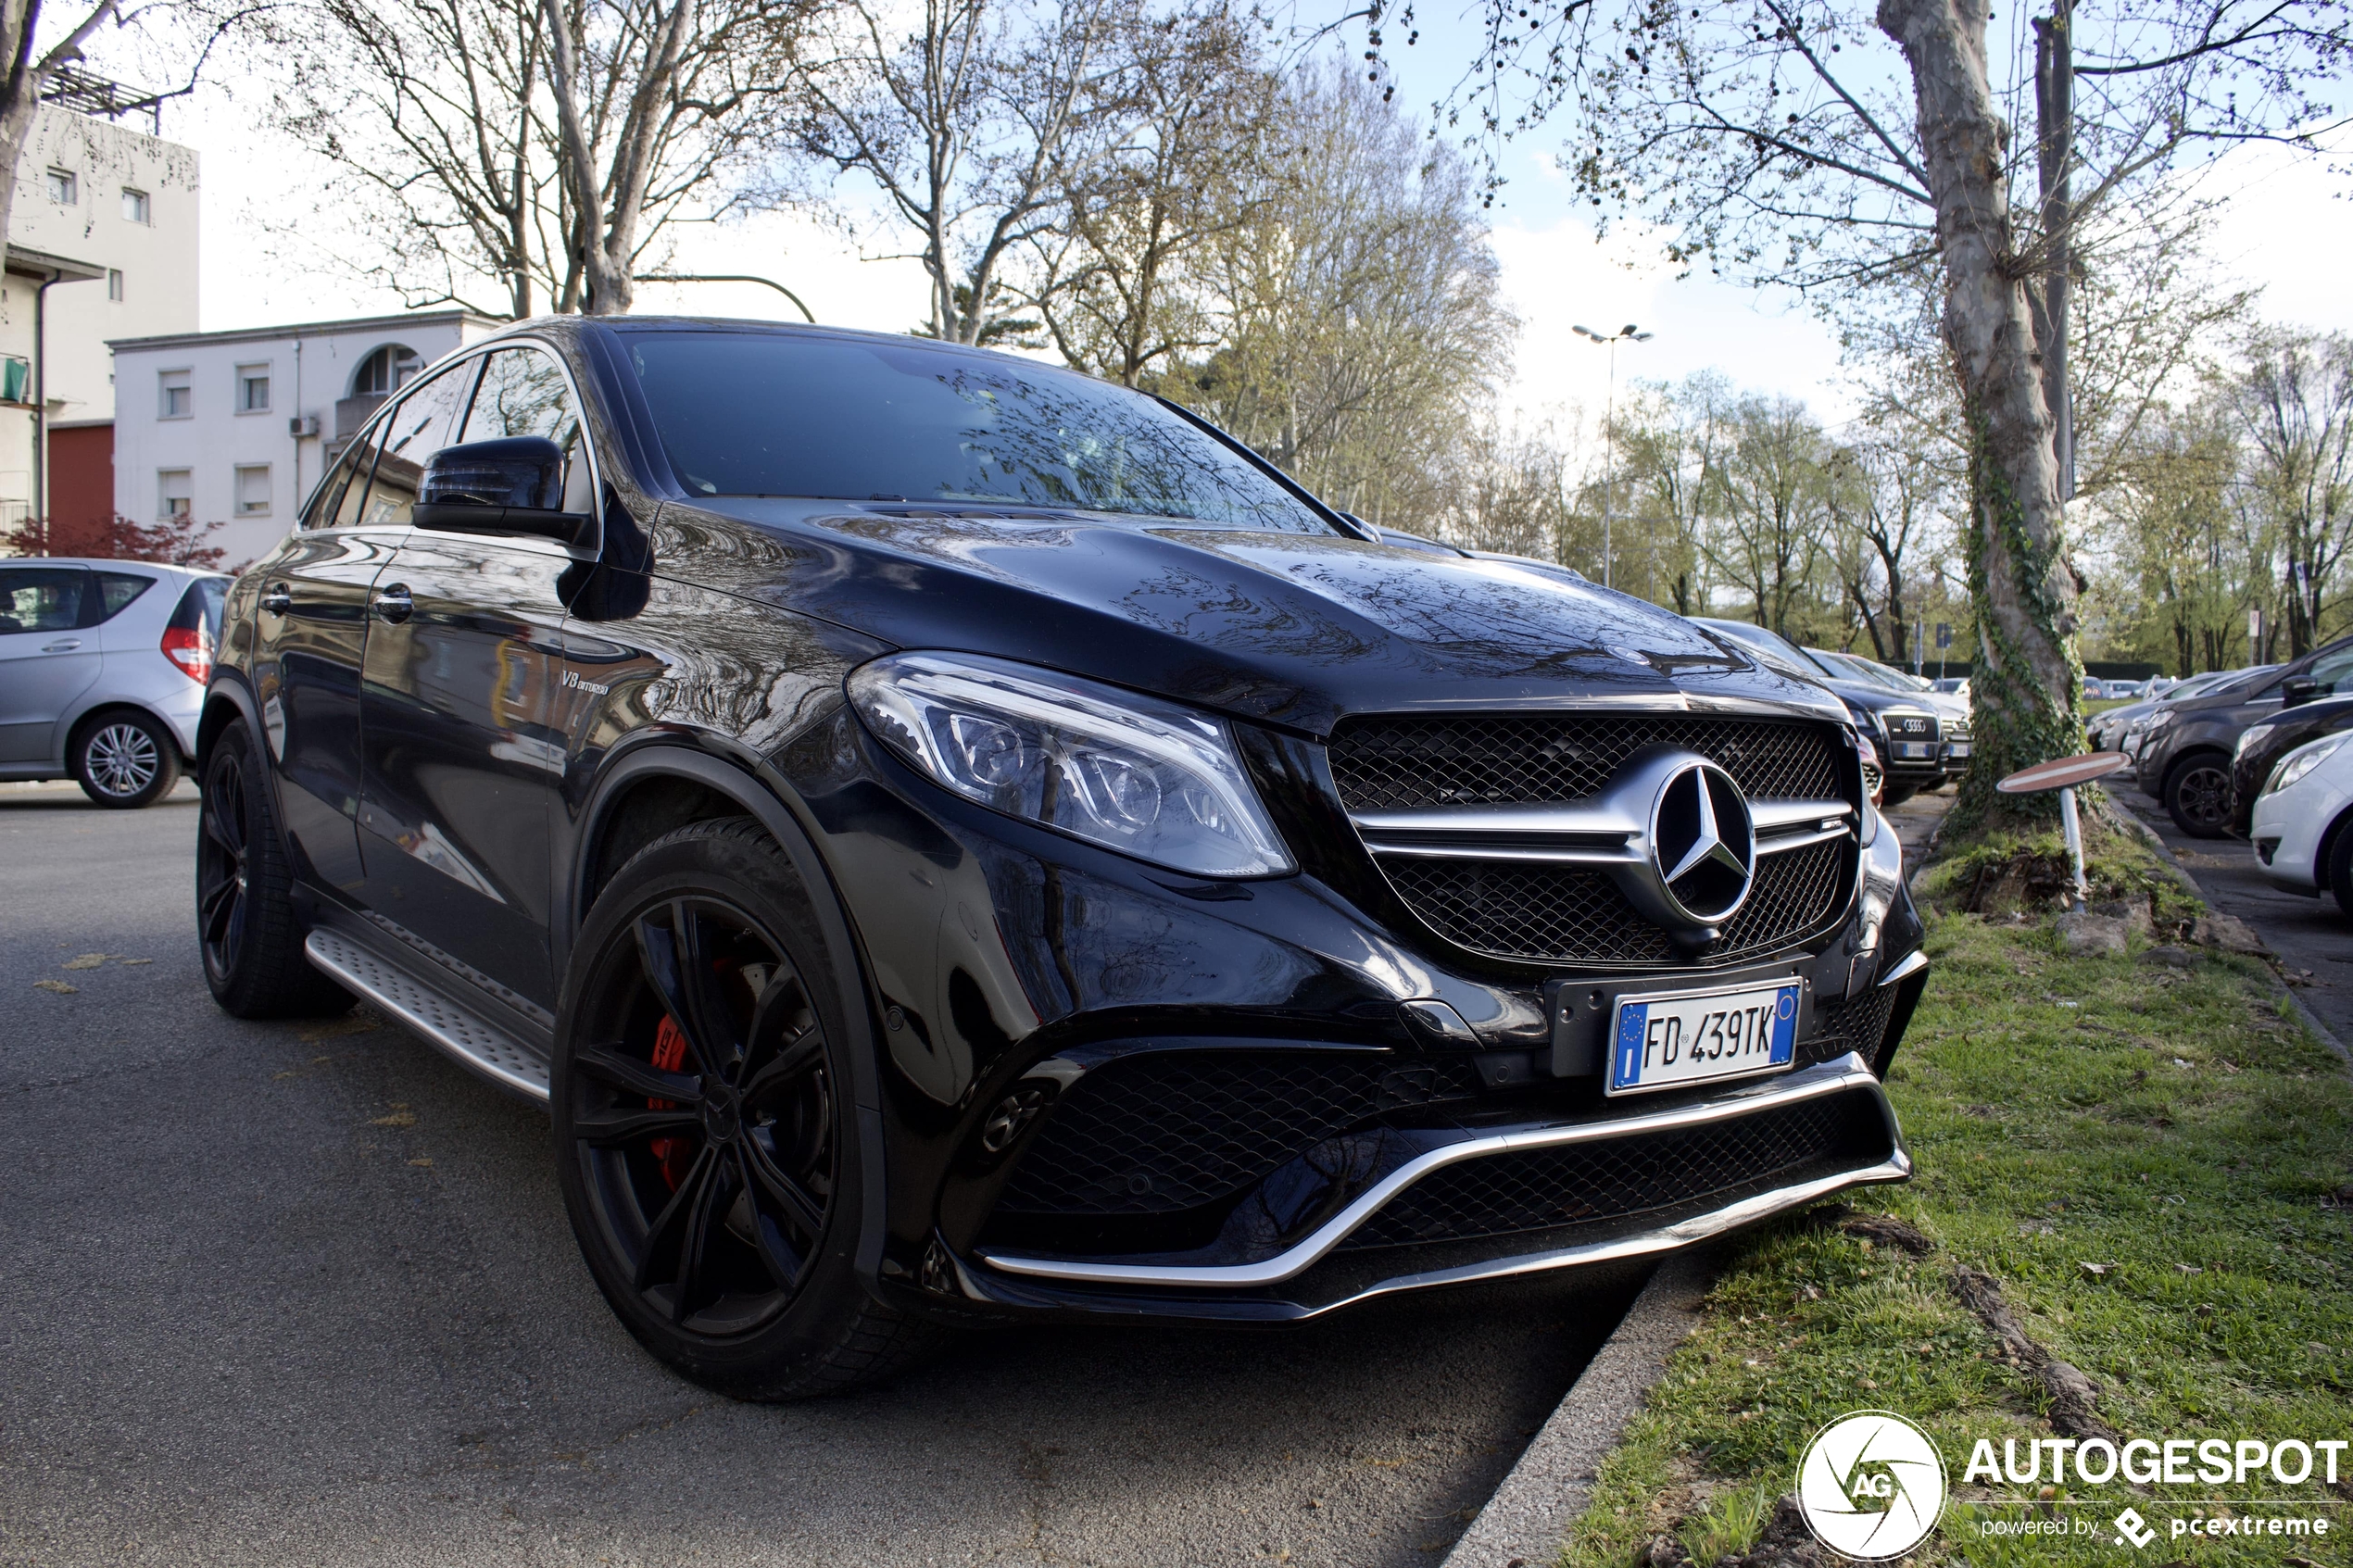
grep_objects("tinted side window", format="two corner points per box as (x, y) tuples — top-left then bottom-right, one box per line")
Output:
(2308, 643), (2353, 695)
(0, 567), (90, 633)
(356, 358), (482, 529)
(303, 443), (369, 531)
(91, 571), (157, 622)
(461, 346), (593, 512)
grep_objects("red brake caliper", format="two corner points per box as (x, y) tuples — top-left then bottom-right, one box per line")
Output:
(648, 1014), (692, 1189)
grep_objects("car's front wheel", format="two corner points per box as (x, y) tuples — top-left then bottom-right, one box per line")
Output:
(2164, 752), (2233, 838)
(552, 817), (937, 1399)
(73, 709), (180, 808)
(197, 718), (356, 1018)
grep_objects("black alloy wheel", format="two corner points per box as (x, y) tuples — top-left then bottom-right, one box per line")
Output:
(553, 818), (937, 1399)
(197, 719), (356, 1018)
(2165, 754), (2233, 838)
(74, 709), (180, 808)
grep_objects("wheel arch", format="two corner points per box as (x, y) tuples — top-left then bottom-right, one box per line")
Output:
(2315, 798), (2353, 888)
(561, 738), (889, 1286)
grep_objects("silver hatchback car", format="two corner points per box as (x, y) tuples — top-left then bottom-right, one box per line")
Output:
(0, 557), (228, 807)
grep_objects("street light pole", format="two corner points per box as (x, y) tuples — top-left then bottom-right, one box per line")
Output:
(1573, 323), (1654, 590)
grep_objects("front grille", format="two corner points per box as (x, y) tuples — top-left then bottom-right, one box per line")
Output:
(1328, 713), (1844, 811)
(1340, 1090), (1886, 1250)
(1384, 837), (1849, 966)
(995, 1050), (1483, 1218)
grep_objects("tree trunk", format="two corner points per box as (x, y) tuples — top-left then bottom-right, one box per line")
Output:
(1881, 0), (2082, 829)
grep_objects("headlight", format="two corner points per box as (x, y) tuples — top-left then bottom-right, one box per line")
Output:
(2263, 736), (2346, 797)
(2236, 722), (2275, 759)
(2148, 709), (2179, 732)
(847, 652), (1295, 877)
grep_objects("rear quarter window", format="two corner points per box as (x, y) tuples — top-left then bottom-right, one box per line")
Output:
(91, 571), (157, 623)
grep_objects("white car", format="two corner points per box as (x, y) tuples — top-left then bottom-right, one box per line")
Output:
(0, 557), (227, 807)
(2248, 732), (2353, 912)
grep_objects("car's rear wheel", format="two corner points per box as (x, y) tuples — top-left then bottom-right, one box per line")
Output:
(73, 709), (180, 809)
(2164, 753), (2233, 838)
(552, 816), (937, 1399)
(197, 719), (357, 1018)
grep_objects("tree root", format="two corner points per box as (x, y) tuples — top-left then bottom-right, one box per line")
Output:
(1948, 1265), (2120, 1444)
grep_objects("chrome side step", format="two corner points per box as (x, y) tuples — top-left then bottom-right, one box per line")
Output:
(304, 928), (551, 1101)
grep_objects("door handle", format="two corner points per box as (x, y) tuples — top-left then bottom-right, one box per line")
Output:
(373, 583), (414, 624)
(260, 583), (292, 615)
(41, 638), (82, 652)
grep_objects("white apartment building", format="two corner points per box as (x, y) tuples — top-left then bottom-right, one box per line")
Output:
(1, 91), (201, 531)
(110, 309), (503, 566)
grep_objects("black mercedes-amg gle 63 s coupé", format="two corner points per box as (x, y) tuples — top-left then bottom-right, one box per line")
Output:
(197, 319), (1925, 1398)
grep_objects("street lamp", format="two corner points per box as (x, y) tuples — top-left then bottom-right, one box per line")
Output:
(1572, 322), (1654, 590)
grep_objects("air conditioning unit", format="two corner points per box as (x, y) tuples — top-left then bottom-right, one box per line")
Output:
(288, 414), (321, 437)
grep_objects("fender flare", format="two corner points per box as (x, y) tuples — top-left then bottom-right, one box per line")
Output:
(564, 740), (889, 1287)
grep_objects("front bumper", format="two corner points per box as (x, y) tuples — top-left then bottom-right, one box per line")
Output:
(787, 708), (1929, 1324)
(959, 1050), (1910, 1322)
(2249, 773), (2348, 892)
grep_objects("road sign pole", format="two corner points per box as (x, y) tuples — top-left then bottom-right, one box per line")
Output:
(2057, 784), (2086, 910)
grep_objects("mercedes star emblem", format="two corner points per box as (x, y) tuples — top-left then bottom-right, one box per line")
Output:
(1649, 759), (1757, 928)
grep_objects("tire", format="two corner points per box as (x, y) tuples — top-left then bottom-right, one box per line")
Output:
(551, 816), (938, 1400)
(2164, 752), (2233, 838)
(72, 709), (181, 809)
(196, 719), (357, 1019)
(2327, 815), (2353, 919)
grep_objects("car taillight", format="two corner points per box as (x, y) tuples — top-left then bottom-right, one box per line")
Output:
(162, 584), (215, 684)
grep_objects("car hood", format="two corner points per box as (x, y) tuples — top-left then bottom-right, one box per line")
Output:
(671, 502), (1850, 735)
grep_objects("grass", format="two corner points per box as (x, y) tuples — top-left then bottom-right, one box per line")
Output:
(1560, 848), (2353, 1567)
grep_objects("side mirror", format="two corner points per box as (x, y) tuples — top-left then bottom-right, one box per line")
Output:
(414, 437), (589, 544)
(2283, 676), (2323, 709)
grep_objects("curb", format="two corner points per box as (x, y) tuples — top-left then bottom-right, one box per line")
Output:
(1443, 1249), (1718, 1568)
(2109, 805), (2353, 1066)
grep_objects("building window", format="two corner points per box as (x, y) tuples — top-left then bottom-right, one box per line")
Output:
(352, 344), (422, 395)
(159, 470), (193, 520)
(120, 187), (149, 224)
(234, 465), (271, 516)
(236, 364), (271, 413)
(159, 370), (191, 419)
(107, 269), (123, 302)
(44, 169), (76, 205)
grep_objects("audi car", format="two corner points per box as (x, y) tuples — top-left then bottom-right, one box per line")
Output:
(1692, 620), (1952, 803)
(198, 319), (1925, 1399)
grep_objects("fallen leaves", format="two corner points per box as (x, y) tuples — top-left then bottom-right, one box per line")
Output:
(368, 1106), (418, 1128)
(60, 953), (107, 970)
(32, 979), (76, 994)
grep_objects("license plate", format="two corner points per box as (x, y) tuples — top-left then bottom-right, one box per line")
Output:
(1894, 741), (1932, 759)
(1607, 981), (1801, 1096)
(1946, 742), (1971, 759)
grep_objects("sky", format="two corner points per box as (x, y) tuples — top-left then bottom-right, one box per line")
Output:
(156, 2), (2353, 439)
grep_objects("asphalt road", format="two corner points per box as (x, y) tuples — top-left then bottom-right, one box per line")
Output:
(2105, 786), (2353, 1047)
(0, 781), (1640, 1568)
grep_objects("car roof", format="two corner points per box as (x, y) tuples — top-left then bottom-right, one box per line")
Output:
(1, 558), (221, 578)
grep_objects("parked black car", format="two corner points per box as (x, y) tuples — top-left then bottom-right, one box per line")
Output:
(199, 319), (1924, 1399)
(2229, 693), (2353, 836)
(1692, 619), (1955, 804)
(2134, 637), (2353, 835)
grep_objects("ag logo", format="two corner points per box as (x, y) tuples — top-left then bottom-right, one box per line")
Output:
(1795, 1411), (1946, 1560)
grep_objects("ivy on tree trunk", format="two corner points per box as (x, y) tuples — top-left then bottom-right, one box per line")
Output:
(1880, 0), (2084, 829)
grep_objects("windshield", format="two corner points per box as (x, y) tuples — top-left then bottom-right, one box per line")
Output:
(620, 331), (1329, 532)
(1809, 647), (1912, 691)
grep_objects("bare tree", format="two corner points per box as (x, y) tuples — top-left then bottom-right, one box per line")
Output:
(1707, 395), (1831, 638)
(2233, 331), (2353, 657)
(1614, 374), (1732, 615)
(788, 0), (1129, 344)
(1825, 434), (1946, 664)
(260, 0), (804, 317)
(1019, 0), (1274, 385)
(1182, 62), (1512, 529)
